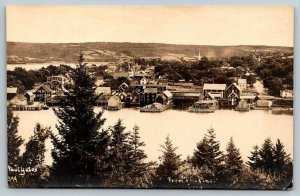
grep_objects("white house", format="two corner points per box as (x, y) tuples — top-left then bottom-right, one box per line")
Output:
(203, 83), (226, 99)
(140, 76), (148, 85)
(237, 79), (247, 90)
(280, 90), (293, 98)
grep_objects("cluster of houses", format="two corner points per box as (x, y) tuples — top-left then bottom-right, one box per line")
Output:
(188, 79), (257, 112)
(7, 72), (173, 112)
(189, 78), (293, 112)
(96, 76), (173, 111)
(104, 62), (156, 80)
(7, 67), (293, 113)
(7, 75), (73, 110)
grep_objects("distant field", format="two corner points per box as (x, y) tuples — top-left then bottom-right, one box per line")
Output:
(7, 42), (293, 64)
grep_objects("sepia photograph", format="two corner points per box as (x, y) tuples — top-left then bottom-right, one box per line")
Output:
(6, 5), (294, 189)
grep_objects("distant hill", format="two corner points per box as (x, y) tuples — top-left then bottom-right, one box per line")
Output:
(7, 42), (293, 64)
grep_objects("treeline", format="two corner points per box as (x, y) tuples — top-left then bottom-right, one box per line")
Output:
(255, 56), (293, 96)
(8, 53), (292, 189)
(152, 55), (260, 85)
(153, 130), (292, 189)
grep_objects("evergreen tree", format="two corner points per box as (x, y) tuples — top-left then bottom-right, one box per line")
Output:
(272, 139), (292, 189)
(20, 123), (50, 187)
(106, 122), (152, 188)
(50, 52), (111, 187)
(259, 138), (275, 176)
(127, 125), (153, 187)
(153, 135), (183, 188)
(191, 128), (224, 186)
(7, 106), (24, 187)
(273, 139), (290, 178)
(224, 137), (243, 186)
(7, 106), (24, 167)
(247, 145), (261, 171)
(106, 119), (132, 187)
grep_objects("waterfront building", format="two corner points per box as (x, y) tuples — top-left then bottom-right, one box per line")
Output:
(203, 83), (226, 99)
(240, 94), (257, 104)
(203, 92), (223, 100)
(106, 95), (122, 110)
(172, 93), (200, 108)
(33, 85), (52, 102)
(140, 87), (157, 107)
(155, 90), (173, 105)
(9, 94), (27, 108)
(256, 100), (272, 109)
(225, 83), (241, 106)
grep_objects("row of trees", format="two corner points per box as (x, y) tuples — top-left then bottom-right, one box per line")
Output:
(152, 54), (266, 85)
(8, 105), (292, 189)
(154, 129), (292, 189)
(8, 53), (292, 189)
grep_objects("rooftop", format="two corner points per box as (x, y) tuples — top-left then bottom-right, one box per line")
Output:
(238, 78), (247, 84)
(96, 86), (111, 91)
(35, 85), (52, 93)
(203, 83), (226, 91)
(227, 83), (241, 91)
(163, 90), (173, 98)
(7, 87), (18, 94)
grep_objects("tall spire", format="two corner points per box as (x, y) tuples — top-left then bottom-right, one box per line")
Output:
(198, 50), (201, 61)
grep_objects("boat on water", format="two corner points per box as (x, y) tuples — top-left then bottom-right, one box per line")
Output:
(188, 100), (218, 113)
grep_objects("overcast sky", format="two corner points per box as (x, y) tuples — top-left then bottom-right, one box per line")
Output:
(6, 6), (294, 46)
